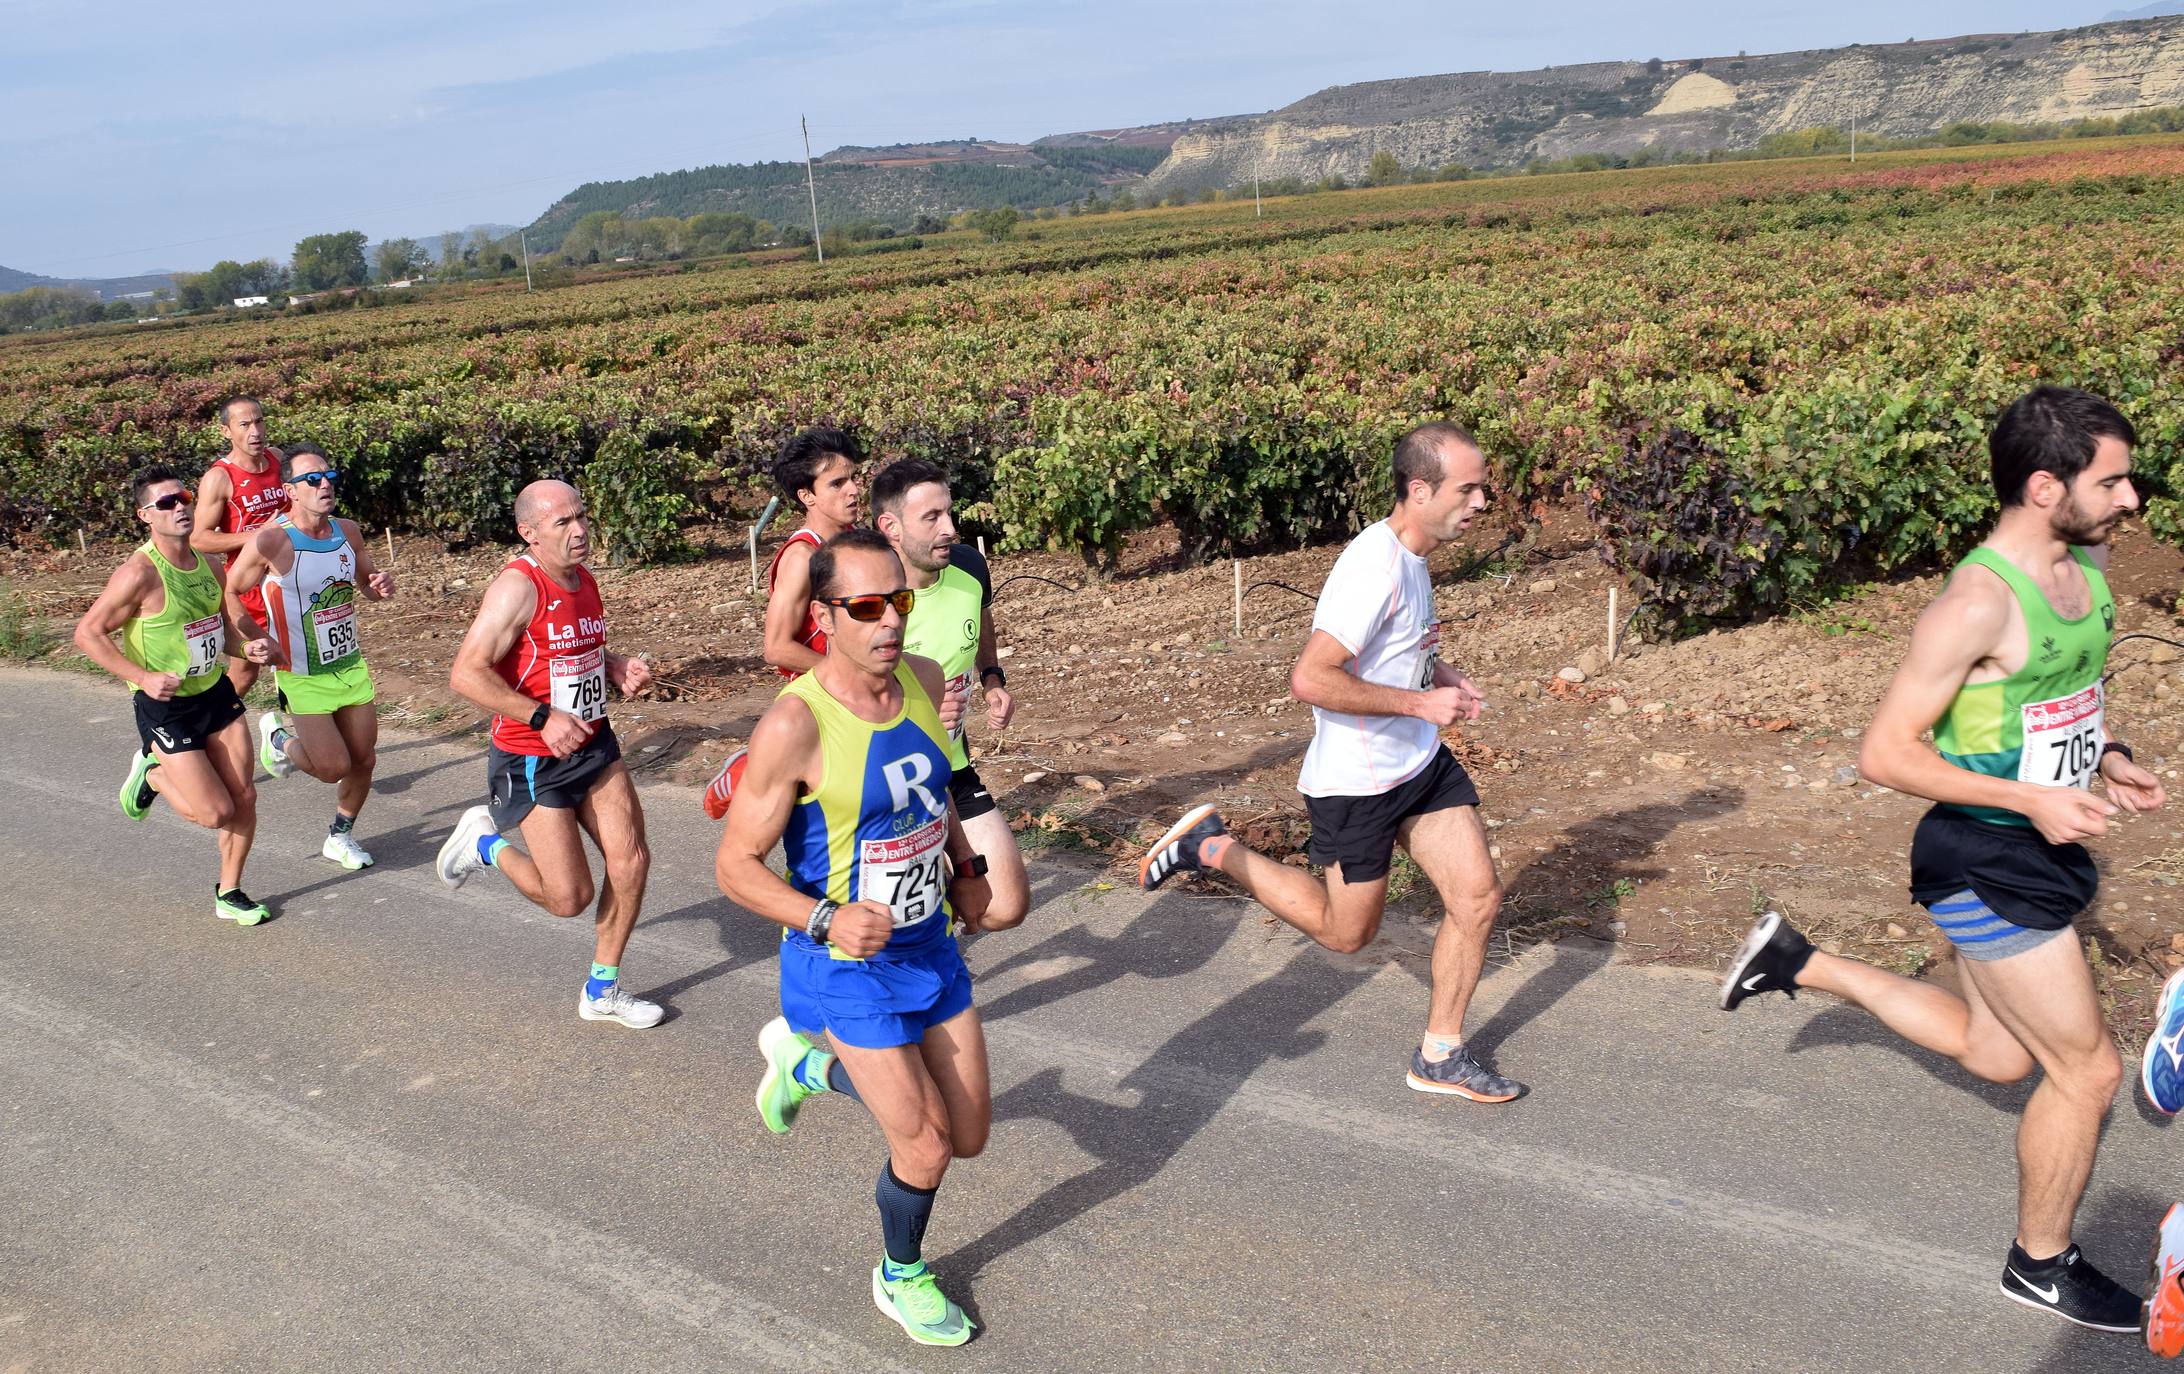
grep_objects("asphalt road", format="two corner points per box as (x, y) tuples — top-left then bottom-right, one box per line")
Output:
(1, 665), (2177, 1373)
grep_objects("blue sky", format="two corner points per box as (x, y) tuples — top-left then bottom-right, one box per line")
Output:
(7, 0), (2112, 277)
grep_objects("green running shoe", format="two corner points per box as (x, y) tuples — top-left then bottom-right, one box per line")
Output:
(872, 1261), (975, 1347)
(214, 887), (270, 927)
(119, 749), (160, 821)
(756, 1015), (822, 1134)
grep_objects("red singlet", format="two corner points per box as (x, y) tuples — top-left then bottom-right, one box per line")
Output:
(489, 555), (608, 756)
(213, 454), (291, 620)
(765, 527), (827, 678)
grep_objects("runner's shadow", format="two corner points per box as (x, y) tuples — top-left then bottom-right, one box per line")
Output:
(2023, 1182), (2172, 1373)
(974, 888), (1235, 1025)
(370, 747), (474, 796)
(935, 946), (1368, 1281)
(1785, 1004), (2033, 1113)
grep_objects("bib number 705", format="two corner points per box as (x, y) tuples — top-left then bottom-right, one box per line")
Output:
(2019, 686), (2103, 791)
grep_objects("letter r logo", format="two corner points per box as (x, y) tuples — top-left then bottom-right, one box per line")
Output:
(881, 753), (942, 818)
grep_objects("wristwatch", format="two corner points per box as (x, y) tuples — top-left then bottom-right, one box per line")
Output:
(951, 853), (989, 879)
(979, 665), (1006, 689)
(528, 703), (551, 731)
(2100, 741), (2134, 765)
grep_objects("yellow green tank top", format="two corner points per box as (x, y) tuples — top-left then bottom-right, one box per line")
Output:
(1933, 545), (2112, 828)
(123, 541), (226, 697)
(900, 545), (992, 769)
(779, 663), (956, 957)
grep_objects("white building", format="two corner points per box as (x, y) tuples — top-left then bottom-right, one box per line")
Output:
(233, 295), (269, 308)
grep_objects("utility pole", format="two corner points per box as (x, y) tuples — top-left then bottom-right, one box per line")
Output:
(801, 114), (824, 262)
(519, 232), (534, 291)
(1254, 164), (1262, 218)
(1850, 113), (1858, 164)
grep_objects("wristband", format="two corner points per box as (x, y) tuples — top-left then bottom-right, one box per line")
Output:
(528, 703), (551, 732)
(806, 898), (838, 944)
(980, 665), (1006, 689)
(2101, 741), (2134, 765)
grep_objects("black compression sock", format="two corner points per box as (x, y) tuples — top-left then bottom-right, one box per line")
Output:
(875, 1160), (938, 1267)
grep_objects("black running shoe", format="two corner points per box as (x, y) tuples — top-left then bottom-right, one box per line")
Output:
(1720, 911), (1812, 1011)
(1406, 1045), (1528, 1103)
(1139, 803), (1227, 891)
(2000, 1243), (2141, 1333)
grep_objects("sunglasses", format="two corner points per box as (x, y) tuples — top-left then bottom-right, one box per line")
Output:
(288, 470), (341, 488)
(820, 589), (915, 621)
(141, 489), (194, 512)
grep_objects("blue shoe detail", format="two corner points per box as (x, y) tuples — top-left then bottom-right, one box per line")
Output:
(2144, 969), (2184, 1115)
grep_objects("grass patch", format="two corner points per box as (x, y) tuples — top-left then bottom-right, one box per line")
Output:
(0, 591), (60, 662)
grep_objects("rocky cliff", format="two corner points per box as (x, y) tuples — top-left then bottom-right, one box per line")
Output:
(1144, 17), (2184, 192)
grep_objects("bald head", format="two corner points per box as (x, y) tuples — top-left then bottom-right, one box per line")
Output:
(515, 480), (579, 531)
(514, 480), (591, 570)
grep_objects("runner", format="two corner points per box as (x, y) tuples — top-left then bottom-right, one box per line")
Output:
(1723, 386), (2157, 1333)
(222, 443), (395, 870)
(703, 427), (863, 819)
(869, 457), (1028, 932)
(2150, 1201), (2184, 1358)
(1138, 422), (1524, 1104)
(434, 480), (663, 1029)
(192, 396), (289, 698)
(715, 527), (997, 1348)
(72, 465), (279, 925)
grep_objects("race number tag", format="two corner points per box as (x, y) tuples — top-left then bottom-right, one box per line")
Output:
(183, 614), (224, 677)
(2019, 684), (2103, 790)
(858, 816), (948, 928)
(550, 647), (608, 723)
(312, 601), (358, 666)
(1413, 620), (1443, 690)
(944, 671), (973, 742)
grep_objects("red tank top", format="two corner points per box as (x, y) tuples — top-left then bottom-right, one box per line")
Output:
(489, 556), (608, 756)
(765, 527), (827, 678)
(213, 455), (290, 535)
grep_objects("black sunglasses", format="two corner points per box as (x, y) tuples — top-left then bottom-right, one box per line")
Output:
(141, 489), (194, 512)
(288, 469), (341, 488)
(820, 589), (915, 622)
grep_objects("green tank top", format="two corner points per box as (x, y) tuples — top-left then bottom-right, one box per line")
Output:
(900, 546), (991, 769)
(1932, 545), (2113, 828)
(123, 541), (227, 698)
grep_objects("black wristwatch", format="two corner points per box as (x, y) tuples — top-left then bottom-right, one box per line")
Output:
(528, 703), (551, 731)
(2101, 741), (2134, 765)
(952, 853), (989, 879)
(979, 665), (1006, 689)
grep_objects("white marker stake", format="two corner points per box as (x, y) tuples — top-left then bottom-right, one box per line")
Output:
(977, 535), (986, 560)
(386, 527), (396, 566)
(748, 525), (760, 593)
(1233, 559), (1243, 634)
(1607, 586), (1620, 663)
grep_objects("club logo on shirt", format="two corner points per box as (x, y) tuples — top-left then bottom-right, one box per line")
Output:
(2039, 635), (2060, 664)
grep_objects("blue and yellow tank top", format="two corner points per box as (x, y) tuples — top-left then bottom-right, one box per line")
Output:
(781, 663), (955, 958)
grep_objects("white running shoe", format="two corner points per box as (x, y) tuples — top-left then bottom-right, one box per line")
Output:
(436, 804), (499, 889)
(257, 711), (296, 779)
(579, 985), (664, 1029)
(322, 831), (374, 870)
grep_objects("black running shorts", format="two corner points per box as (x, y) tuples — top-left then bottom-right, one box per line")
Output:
(486, 726), (623, 831)
(134, 678), (247, 755)
(949, 762), (997, 822)
(1304, 745), (1481, 884)
(1908, 804), (2095, 933)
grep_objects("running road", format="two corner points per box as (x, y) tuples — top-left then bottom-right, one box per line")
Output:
(0, 666), (2171, 1372)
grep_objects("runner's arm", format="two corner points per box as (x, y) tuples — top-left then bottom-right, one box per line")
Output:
(72, 557), (165, 692)
(605, 650), (653, 696)
(221, 525), (278, 638)
(1290, 630), (1477, 726)
(761, 540), (824, 675)
(188, 466), (251, 556)
(343, 519), (395, 600)
(975, 607), (1014, 728)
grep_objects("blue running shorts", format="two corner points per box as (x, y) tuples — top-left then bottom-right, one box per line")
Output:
(779, 932), (974, 1050)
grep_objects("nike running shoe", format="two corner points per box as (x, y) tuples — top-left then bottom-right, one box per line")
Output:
(214, 888), (270, 927)
(435, 805), (499, 889)
(1721, 910), (1812, 1010)
(2143, 969), (2184, 1116)
(2147, 1203), (2184, 1357)
(321, 831), (374, 870)
(702, 747), (748, 821)
(756, 1014), (821, 1133)
(2000, 1242), (2140, 1332)
(257, 710), (295, 780)
(1406, 1045), (1527, 1102)
(1139, 803), (1226, 891)
(119, 749), (159, 821)
(578, 984), (664, 1029)
(872, 1261), (975, 1347)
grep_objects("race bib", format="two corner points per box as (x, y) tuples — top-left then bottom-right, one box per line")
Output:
(858, 815), (948, 928)
(2019, 684), (2103, 789)
(1414, 620), (1443, 690)
(183, 614), (224, 677)
(312, 600), (358, 667)
(550, 647), (608, 723)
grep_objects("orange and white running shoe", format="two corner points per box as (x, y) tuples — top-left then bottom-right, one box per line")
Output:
(702, 748), (749, 821)
(2146, 1202), (2184, 1358)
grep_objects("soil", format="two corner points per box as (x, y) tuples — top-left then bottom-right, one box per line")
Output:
(14, 512), (2184, 1042)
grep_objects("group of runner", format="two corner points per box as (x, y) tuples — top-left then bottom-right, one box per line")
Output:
(72, 392), (2184, 1354)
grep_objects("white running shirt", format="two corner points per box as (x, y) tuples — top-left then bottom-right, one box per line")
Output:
(1297, 519), (1441, 798)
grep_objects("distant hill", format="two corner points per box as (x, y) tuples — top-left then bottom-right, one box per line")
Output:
(0, 264), (176, 301)
(2105, 2), (2184, 19)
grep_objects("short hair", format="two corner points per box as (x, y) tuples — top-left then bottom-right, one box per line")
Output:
(1391, 421), (1477, 501)
(868, 458), (949, 521)
(772, 427), (863, 504)
(220, 396), (264, 426)
(281, 442), (331, 479)
(809, 527), (900, 601)
(131, 463), (185, 509)
(1990, 386), (2139, 506)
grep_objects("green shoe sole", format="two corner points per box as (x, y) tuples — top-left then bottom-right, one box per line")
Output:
(119, 751), (158, 821)
(871, 1266), (975, 1347)
(755, 1016), (818, 1134)
(215, 900), (269, 927)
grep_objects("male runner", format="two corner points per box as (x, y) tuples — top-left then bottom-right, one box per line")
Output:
(1724, 386), (2159, 1333)
(435, 480), (663, 1029)
(73, 465), (278, 925)
(702, 427), (863, 819)
(1138, 422), (1523, 1103)
(193, 396), (289, 698)
(869, 457), (1028, 931)
(716, 527), (997, 1348)
(223, 444), (394, 870)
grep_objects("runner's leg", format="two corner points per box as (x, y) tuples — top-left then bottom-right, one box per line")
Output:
(1795, 947), (2038, 1084)
(916, 1007), (993, 1161)
(225, 657), (258, 700)
(958, 809), (1028, 931)
(329, 702), (377, 821)
(1398, 805), (1503, 1043)
(281, 709), (353, 785)
(828, 1037), (957, 1189)
(573, 763), (648, 968)
(204, 717), (258, 893)
(507, 805), (594, 916)
(145, 745), (239, 829)
(1205, 839), (1391, 953)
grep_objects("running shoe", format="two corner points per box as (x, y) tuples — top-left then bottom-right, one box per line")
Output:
(435, 805), (499, 889)
(1721, 910), (1812, 1011)
(702, 747), (748, 821)
(119, 749), (159, 821)
(321, 831), (374, 870)
(756, 1014), (821, 1133)
(2143, 969), (2184, 1116)
(872, 1261), (975, 1347)
(2146, 1203), (2184, 1357)
(2000, 1242), (2141, 1332)
(257, 711), (295, 780)
(1139, 802), (1226, 890)
(578, 985), (664, 1029)
(1406, 1045), (1527, 1102)
(214, 888), (270, 927)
